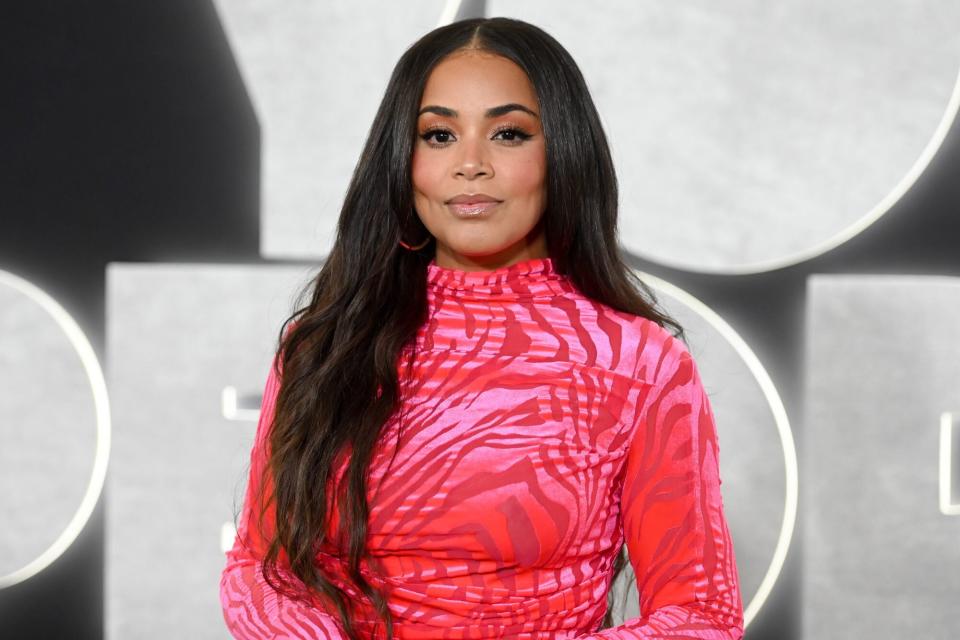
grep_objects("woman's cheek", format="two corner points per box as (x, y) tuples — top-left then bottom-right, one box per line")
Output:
(414, 163), (450, 205)
(508, 148), (547, 192)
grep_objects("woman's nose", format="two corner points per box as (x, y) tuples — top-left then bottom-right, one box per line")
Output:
(453, 136), (491, 179)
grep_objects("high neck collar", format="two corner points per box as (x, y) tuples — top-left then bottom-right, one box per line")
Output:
(426, 255), (567, 299)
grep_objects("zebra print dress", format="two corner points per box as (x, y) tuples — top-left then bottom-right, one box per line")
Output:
(220, 256), (743, 639)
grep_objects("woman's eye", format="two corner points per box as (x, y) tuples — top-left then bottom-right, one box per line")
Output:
(421, 128), (453, 145)
(493, 127), (533, 144)
(419, 126), (534, 147)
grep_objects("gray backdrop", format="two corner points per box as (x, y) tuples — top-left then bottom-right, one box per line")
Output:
(1, 1), (958, 638)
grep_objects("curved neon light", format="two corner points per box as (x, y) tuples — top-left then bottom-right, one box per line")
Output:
(646, 61), (960, 275)
(0, 270), (111, 589)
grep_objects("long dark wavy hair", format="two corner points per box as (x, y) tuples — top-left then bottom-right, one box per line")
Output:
(250, 16), (685, 639)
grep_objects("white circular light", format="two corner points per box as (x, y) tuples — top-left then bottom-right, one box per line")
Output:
(0, 270), (111, 589)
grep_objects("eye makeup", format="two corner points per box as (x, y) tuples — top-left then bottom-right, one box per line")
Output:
(418, 124), (535, 147)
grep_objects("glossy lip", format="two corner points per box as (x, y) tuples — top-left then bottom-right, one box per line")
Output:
(446, 192), (502, 205)
(448, 201), (500, 218)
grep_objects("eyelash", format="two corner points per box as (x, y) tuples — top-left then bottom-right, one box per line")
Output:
(419, 125), (534, 147)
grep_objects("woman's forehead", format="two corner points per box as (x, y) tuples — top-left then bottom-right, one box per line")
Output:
(420, 52), (537, 111)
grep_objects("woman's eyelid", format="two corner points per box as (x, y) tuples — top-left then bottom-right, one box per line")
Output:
(493, 122), (533, 133)
(420, 123), (533, 140)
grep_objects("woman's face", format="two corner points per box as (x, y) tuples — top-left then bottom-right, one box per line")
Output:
(412, 49), (548, 271)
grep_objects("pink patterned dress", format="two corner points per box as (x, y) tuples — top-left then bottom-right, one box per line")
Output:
(220, 256), (743, 639)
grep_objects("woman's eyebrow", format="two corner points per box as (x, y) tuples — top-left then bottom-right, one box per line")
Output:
(417, 103), (539, 119)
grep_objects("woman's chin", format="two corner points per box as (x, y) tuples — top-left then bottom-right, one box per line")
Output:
(435, 242), (535, 268)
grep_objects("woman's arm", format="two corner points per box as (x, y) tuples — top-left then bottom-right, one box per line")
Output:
(219, 353), (347, 639)
(580, 343), (744, 639)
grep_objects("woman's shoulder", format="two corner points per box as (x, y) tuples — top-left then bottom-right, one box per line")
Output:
(601, 306), (690, 387)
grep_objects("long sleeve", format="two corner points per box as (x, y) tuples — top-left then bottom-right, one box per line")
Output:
(580, 346), (744, 639)
(219, 353), (347, 639)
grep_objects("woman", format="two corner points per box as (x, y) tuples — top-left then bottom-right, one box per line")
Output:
(220, 16), (743, 640)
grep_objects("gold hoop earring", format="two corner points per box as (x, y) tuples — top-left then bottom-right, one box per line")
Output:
(399, 208), (432, 251)
(398, 233), (432, 251)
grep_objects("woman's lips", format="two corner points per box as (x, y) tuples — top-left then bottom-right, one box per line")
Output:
(447, 201), (501, 218)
